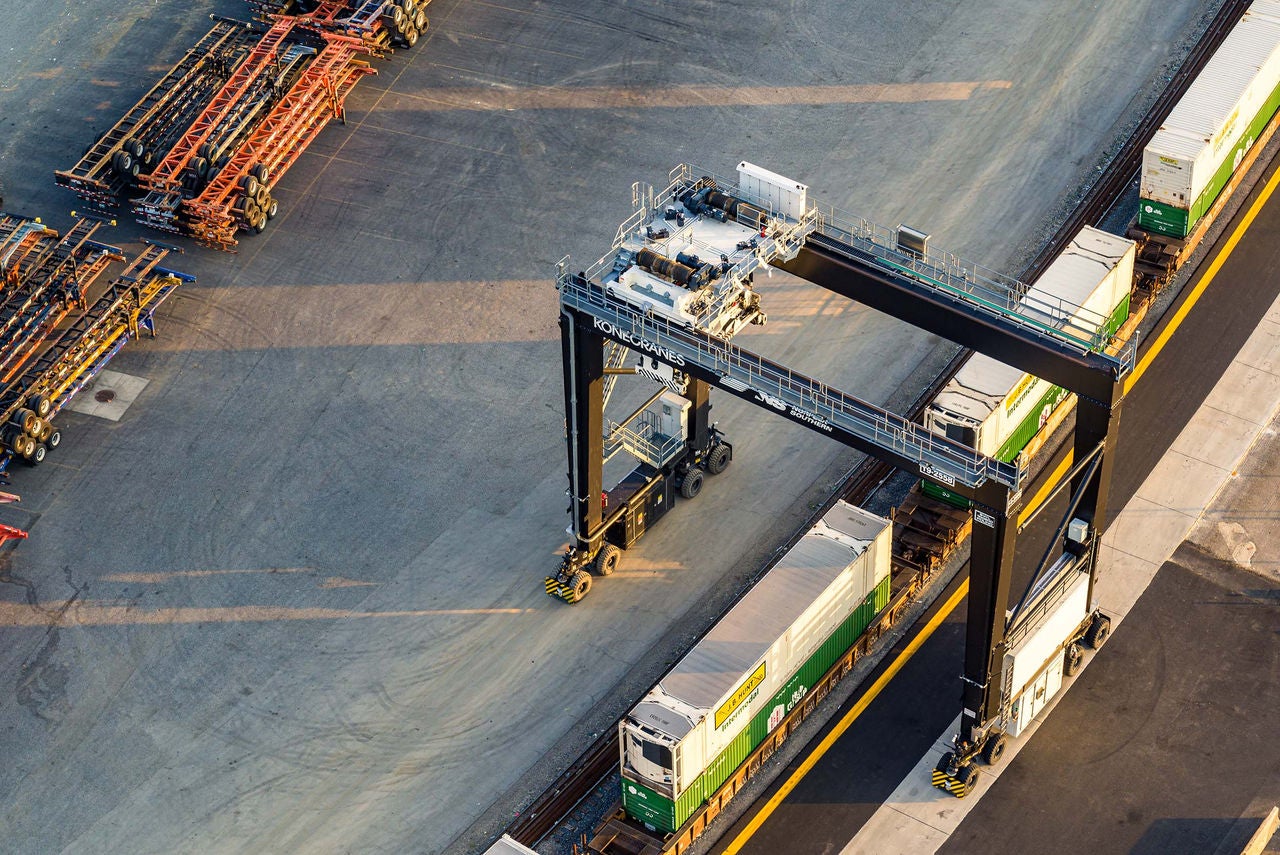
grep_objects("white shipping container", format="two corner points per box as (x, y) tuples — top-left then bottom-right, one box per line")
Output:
(923, 227), (1135, 457)
(621, 501), (890, 796)
(1141, 1), (1280, 217)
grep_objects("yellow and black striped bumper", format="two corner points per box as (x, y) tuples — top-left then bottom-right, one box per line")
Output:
(931, 769), (969, 798)
(545, 576), (577, 603)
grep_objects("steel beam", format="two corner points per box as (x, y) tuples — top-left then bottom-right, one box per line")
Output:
(777, 234), (1124, 403)
(561, 308), (604, 549)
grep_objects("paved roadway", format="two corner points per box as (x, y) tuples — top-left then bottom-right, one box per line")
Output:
(710, 103), (1280, 855)
(0, 1), (1225, 853)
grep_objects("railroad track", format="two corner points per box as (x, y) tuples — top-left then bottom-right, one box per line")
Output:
(502, 0), (1251, 848)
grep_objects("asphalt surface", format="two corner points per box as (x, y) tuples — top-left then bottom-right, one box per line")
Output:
(710, 85), (1280, 855)
(0, 0), (1232, 853)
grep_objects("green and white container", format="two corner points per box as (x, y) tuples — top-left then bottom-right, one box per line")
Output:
(619, 501), (891, 834)
(1139, 0), (1280, 238)
(921, 226), (1135, 506)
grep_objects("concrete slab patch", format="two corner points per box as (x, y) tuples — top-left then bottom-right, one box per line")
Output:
(1101, 495), (1199, 566)
(1172, 406), (1265, 470)
(65, 370), (149, 422)
(1135, 448), (1231, 513)
(1234, 316), (1280, 374)
(1202, 361), (1280, 424)
(1092, 544), (1161, 619)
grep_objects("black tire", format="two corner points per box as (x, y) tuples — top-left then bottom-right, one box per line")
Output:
(680, 467), (704, 499)
(30, 395), (50, 417)
(1084, 614), (1111, 649)
(19, 435), (35, 459)
(6, 428), (25, 453)
(29, 443), (46, 465)
(46, 429), (61, 450)
(414, 9), (428, 31)
(32, 418), (50, 442)
(706, 443), (731, 475)
(957, 763), (979, 795)
(12, 408), (36, 433)
(594, 544), (621, 576)
(193, 156), (209, 178)
(252, 213), (267, 234)
(126, 138), (143, 159)
(250, 163), (270, 184)
(402, 25), (418, 47)
(265, 198), (280, 220)
(1064, 642), (1083, 677)
(240, 174), (259, 197)
(935, 751), (955, 775)
(568, 569), (592, 602)
(981, 730), (1007, 766)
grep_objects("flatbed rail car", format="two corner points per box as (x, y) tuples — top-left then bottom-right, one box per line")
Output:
(245, 0), (430, 51)
(0, 231), (190, 473)
(54, 20), (263, 210)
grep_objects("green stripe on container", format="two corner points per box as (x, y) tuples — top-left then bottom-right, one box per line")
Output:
(624, 576), (892, 834)
(1143, 74), (1280, 238)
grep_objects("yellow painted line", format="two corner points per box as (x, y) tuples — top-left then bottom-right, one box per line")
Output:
(720, 579), (970, 855)
(1125, 159), (1280, 394)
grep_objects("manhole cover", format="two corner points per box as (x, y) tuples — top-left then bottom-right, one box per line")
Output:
(94, 389), (116, 403)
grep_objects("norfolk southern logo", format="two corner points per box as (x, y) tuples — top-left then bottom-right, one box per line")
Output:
(714, 373), (833, 432)
(789, 407), (833, 432)
(593, 318), (687, 367)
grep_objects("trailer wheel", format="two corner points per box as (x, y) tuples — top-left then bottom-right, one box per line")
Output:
(250, 163), (271, 184)
(30, 395), (50, 417)
(28, 443), (46, 466)
(19, 435), (36, 459)
(594, 544), (621, 576)
(12, 408), (37, 433)
(241, 174), (260, 198)
(981, 730), (1007, 766)
(1084, 614), (1111, 650)
(5, 428), (25, 453)
(46, 429), (61, 450)
(680, 468), (704, 499)
(1064, 642), (1083, 676)
(414, 9), (428, 32)
(265, 198), (280, 220)
(706, 443), (731, 475)
(401, 25), (419, 47)
(568, 569), (592, 602)
(956, 763), (979, 795)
